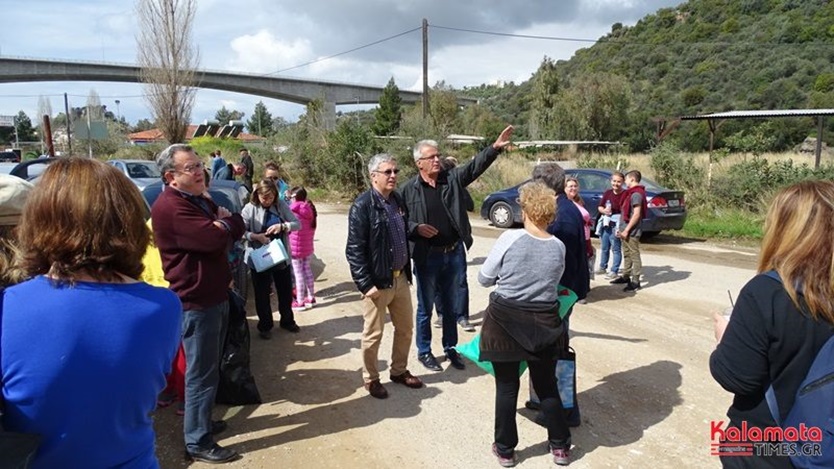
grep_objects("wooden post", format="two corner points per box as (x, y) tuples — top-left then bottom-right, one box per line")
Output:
(42, 115), (55, 157)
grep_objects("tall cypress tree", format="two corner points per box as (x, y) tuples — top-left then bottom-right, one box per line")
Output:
(246, 101), (274, 137)
(373, 77), (402, 136)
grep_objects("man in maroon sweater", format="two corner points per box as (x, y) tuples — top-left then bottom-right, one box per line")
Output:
(152, 144), (245, 464)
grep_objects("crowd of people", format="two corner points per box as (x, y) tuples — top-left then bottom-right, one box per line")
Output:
(0, 135), (829, 468)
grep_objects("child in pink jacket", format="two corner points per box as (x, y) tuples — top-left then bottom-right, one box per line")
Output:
(289, 186), (317, 310)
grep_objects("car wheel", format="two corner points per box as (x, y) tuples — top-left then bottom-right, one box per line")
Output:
(489, 201), (515, 228)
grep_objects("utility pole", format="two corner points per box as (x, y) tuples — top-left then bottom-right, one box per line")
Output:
(64, 93), (72, 157)
(422, 18), (429, 119)
(115, 99), (121, 123)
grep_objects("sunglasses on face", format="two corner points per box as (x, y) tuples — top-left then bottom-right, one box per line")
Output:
(374, 169), (400, 176)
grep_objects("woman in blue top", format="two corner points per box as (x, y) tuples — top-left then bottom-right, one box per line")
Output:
(241, 178), (301, 338)
(1, 158), (181, 469)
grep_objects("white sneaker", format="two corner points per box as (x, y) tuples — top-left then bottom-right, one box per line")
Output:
(604, 271), (619, 280)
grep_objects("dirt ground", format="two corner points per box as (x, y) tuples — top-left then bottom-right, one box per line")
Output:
(153, 204), (757, 468)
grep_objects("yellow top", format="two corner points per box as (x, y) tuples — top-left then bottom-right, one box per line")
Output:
(140, 219), (169, 288)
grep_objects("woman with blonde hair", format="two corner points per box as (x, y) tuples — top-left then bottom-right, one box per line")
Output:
(1, 158), (181, 468)
(478, 181), (572, 466)
(711, 180), (834, 469)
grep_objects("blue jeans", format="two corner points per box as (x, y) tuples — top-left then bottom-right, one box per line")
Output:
(435, 248), (470, 322)
(598, 226), (621, 274)
(182, 301), (229, 452)
(414, 243), (465, 356)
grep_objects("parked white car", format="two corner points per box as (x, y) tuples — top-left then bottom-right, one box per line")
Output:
(107, 159), (161, 189)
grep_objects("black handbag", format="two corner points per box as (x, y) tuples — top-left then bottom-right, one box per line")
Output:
(525, 346), (581, 428)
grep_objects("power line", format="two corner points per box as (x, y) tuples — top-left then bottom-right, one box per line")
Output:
(431, 24), (834, 48)
(431, 25), (598, 44)
(262, 26), (421, 76)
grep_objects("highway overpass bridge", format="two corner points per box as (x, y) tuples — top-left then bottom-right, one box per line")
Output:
(0, 56), (477, 128)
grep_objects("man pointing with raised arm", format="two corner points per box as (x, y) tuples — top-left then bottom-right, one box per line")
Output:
(400, 125), (514, 373)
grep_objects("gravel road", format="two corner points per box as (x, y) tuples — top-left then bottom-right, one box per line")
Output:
(154, 204), (756, 468)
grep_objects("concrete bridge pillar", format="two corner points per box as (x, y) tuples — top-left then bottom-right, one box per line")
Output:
(323, 101), (336, 130)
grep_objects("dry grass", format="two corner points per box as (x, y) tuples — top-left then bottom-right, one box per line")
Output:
(576, 150), (828, 182)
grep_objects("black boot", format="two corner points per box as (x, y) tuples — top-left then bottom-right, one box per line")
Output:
(624, 281), (641, 292)
(610, 276), (630, 285)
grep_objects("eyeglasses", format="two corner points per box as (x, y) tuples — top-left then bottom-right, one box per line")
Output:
(418, 155), (441, 161)
(176, 162), (205, 174)
(374, 169), (401, 176)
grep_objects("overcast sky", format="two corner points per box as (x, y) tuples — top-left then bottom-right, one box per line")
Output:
(0, 0), (681, 128)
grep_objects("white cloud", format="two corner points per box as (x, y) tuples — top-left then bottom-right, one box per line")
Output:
(228, 30), (314, 74)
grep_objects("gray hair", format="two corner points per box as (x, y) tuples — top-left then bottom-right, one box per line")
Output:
(532, 162), (566, 193)
(413, 140), (439, 162)
(368, 153), (396, 174)
(156, 144), (194, 183)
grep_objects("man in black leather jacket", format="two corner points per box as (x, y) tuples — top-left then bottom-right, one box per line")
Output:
(346, 153), (423, 399)
(399, 125), (514, 372)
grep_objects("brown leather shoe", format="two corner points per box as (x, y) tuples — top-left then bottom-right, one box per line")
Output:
(390, 370), (423, 389)
(364, 379), (388, 399)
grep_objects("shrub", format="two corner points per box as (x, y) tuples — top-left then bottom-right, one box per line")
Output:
(710, 157), (829, 212)
(649, 142), (709, 205)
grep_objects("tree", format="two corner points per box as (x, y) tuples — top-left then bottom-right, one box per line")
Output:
(133, 118), (157, 132)
(327, 119), (375, 196)
(459, 104), (505, 143)
(136, 0), (199, 144)
(37, 95), (53, 122)
(372, 77), (402, 136)
(529, 56), (561, 139)
(246, 101), (273, 137)
(215, 106), (245, 125)
(429, 87), (460, 137)
(0, 111), (36, 145)
(552, 73), (631, 141)
(272, 116), (290, 131)
(86, 89), (105, 120)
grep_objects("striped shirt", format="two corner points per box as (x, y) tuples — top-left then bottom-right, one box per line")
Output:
(374, 189), (408, 271)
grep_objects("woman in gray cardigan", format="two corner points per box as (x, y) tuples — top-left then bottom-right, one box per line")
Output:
(478, 181), (571, 467)
(241, 178), (301, 338)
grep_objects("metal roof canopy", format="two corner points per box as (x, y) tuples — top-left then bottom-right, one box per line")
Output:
(680, 108), (834, 168)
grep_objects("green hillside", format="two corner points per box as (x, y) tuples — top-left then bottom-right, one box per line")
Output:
(476, 0), (834, 152)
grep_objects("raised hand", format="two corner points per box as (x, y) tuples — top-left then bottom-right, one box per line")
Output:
(492, 125), (515, 150)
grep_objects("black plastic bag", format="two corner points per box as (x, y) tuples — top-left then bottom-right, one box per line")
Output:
(216, 290), (262, 405)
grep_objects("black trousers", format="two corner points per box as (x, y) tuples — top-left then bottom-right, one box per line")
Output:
(250, 264), (294, 332)
(493, 358), (571, 456)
